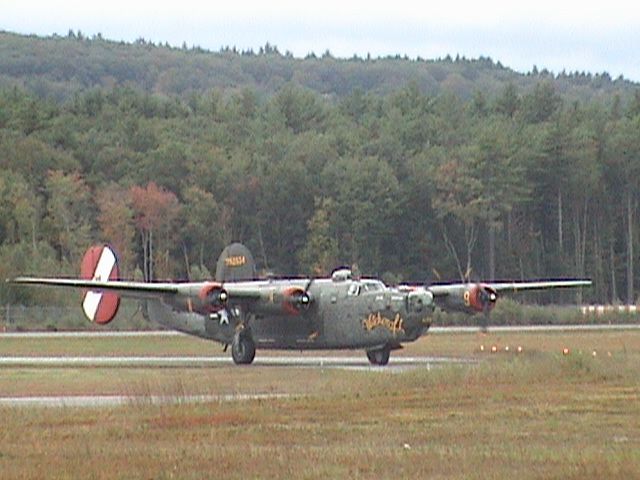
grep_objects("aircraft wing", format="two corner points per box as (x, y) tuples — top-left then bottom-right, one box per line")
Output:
(483, 279), (592, 292)
(428, 279), (592, 297)
(426, 279), (591, 314)
(10, 276), (307, 301)
(9, 277), (271, 300)
(9, 244), (306, 323)
(9, 277), (307, 315)
(10, 277), (182, 299)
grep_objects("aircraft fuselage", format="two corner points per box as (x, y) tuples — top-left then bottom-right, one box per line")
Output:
(148, 278), (434, 350)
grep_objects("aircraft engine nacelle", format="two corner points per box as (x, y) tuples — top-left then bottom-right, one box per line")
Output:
(195, 282), (229, 313)
(437, 283), (498, 314)
(254, 286), (312, 316)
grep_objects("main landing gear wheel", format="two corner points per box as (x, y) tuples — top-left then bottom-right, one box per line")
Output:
(231, 332), (256, 365)
(366, 346), (390, 366)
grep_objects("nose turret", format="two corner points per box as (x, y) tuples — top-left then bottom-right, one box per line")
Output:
(407, 289), (434, 314)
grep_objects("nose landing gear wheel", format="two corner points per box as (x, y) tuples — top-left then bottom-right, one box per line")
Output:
(366, 346), (390, 366)
(231, 333), (256, 364)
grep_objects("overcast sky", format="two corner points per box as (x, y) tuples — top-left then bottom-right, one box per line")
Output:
(4, 0), (640, 81)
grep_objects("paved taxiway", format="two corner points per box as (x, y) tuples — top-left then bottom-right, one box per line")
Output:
(3, 325), (635, 408)
(2, 324), (639, 339)
(0, 354), (474, 368)
(0, 355), (472, 408)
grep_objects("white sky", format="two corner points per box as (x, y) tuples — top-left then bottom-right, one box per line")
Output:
(4, 0), (640, 81)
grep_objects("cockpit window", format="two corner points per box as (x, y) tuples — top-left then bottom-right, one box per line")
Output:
(361, 280), (385, 292)
(346, 280), (386, 296)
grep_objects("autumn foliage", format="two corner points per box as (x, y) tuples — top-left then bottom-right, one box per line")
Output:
(129, 182), (181, 280)
(2, 33), (640, 306)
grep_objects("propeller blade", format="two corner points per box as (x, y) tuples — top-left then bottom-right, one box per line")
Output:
(480, 304), (490, 332)
(478, 285), (496, 332)
(301, 277), (315, 309)
(304, 277), (314, 292)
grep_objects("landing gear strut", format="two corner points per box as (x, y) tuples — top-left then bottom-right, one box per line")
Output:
(366, 346), (390, 366)
(231, 331), (256, 365)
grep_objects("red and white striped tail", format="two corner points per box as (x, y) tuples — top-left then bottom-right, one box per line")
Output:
(80, 245), (121, 324)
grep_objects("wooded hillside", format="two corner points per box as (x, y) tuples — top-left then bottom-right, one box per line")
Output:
(1, 31), (639, 306)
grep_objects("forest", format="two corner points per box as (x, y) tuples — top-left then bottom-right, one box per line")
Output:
(1, 31), (640, 307)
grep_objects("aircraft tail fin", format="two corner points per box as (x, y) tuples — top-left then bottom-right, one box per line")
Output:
(215, 243), (256, 282)
(80, 244), (121, 324)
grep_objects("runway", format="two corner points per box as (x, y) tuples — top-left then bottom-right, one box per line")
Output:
(0, 355), (473, 408)
(0, 354), (475, 369)
(430, 324), (640, 333)
(2, 323), (639, 338)
(2, 325), (633, 409)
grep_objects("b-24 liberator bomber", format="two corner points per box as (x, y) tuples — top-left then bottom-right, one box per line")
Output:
(10, 243), (591, 365)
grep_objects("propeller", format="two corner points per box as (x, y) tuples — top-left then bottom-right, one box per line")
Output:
(298, 277), (315, 311)
(281, 278), (314, 314)
(476, 284), (497, 332)
(198, 283), (229, 313)
(288, 288), (311, 312)
(206, 287), (229, 307)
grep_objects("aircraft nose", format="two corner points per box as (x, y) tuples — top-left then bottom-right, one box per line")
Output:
(408, 289), (434, 313)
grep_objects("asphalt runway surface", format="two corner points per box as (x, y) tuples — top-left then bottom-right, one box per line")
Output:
(2, 323), (639, 339)
(2, 325), (637, 408)
(0, 355), (474, 408)
(0, 354), (475, 369)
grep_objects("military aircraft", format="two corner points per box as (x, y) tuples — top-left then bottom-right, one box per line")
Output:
(10, 242), (591, 365)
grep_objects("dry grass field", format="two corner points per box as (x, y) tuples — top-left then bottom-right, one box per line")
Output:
(1, 330), (639, 479)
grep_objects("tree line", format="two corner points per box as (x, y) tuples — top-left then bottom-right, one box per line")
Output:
(1, 31), (636, 103)
(1, 35), (640, 307)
